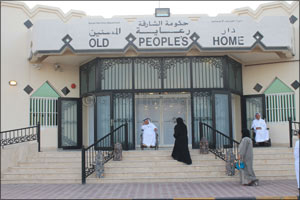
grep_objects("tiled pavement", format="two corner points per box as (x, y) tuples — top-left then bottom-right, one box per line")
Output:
(1, 180), (299, 199)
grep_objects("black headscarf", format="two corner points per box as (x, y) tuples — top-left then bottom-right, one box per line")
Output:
(241, 128), (251, 138)
(176, 117), (184, 124)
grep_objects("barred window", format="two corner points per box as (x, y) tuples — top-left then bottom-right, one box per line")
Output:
(29, 81), (60, 126)
(264, 78), (295, 122)
(30, 97), (58, 126)
(265, 93), (295, 122)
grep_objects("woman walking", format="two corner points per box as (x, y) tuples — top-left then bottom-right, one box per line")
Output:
(238, 129), (259, 186)
(171, 118), (192, 165)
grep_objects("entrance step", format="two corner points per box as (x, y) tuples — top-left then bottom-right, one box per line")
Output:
(1, 151), (81, 184)
(1, 147), (296, 184)
(87, 147), (296, 183)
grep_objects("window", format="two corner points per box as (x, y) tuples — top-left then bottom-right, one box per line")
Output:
(30, 81), (60, 126)
(264, 78), (295, 122)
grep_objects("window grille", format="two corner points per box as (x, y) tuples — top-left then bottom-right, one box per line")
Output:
(30, 97), (58, 126)
(265, 93), (295, 122)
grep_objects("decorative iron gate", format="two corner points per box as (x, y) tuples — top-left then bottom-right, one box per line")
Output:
(80, 56), (243, 149)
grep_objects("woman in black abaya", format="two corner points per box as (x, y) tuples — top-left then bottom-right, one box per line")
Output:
(171, 118), (192, 165)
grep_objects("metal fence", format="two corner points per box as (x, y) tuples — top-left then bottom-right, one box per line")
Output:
(1, 123), (41, 152)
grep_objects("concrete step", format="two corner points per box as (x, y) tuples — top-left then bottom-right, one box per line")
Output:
(253, 159), (294, 165)
(253, 153), (294, 159)
(27, 157), (81, 162)
(254, 164), (294, 170)
(253, 147), (293, 153)
(2, 172), (81, 179)
(86, 173), (295, 184)
(103, 163), (295, 173)
(124, 148), (293, 155)
(102, 170), (229, 178)
(105, 159), (224, 167)
(17, 161), (81, 168)
(254, 169), (295, 176)
(1, 178), (81, 184)
(37, 151), (81, 157)
(100, 168), (294, 179)
(7, 166), (81, 173)
(87, 175), (238, 183)
(122, 155), (219, 161)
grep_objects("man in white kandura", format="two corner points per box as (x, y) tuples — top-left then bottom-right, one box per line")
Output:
(141, 118), (158, 148)
(251, 113), (269, 144)
(294, 130), (300, 190)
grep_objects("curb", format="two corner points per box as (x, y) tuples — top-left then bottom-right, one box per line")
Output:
(128, 197), (300, 200)
(173, 197), (299, 200)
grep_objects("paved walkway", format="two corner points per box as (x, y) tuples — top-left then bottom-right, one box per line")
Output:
(1, 180), (299, 199)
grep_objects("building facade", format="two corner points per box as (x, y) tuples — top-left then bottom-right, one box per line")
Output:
(1, 1), (299, 150)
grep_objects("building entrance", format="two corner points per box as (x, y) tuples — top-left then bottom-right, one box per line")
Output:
(135, 93), (192, 147)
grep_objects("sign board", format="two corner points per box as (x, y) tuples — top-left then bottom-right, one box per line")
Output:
(31, 15), (292, 54)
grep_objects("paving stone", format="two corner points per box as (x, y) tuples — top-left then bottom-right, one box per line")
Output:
(1, 180), (299, 199)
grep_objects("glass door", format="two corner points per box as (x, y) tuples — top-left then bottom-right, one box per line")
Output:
(162, 95), (191, 146)
(95, 94), (112, 145)
(135, 94), (161, 146)
(58, 98), (82, 149)
(241, 94), (266, 131)
(135, 93), (191, 147)
(213, 91), (232, 148)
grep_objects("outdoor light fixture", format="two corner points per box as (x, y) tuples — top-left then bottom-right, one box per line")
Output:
(155, 8), (170, 17)
(9, 80), (17, 86)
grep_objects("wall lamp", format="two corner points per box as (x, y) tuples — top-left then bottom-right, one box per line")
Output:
(9, 80), (17, 86)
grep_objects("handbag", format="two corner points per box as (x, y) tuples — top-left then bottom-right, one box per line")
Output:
(235, 161), (245, 170)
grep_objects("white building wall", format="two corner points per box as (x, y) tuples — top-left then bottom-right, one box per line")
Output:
(1, 2), (85, 149)
(236, 1), (299, 145)
(1, 1), (299, 148)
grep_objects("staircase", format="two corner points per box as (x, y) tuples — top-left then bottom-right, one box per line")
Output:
(1, 151), (81, 184)
(1, 147), (295, 184)
(87, 147), (295, 183)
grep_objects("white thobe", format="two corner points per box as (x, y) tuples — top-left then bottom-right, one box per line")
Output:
(294, 140), (299, 188)
(251, 118), (269, 142)
(141, 123), (157, 146)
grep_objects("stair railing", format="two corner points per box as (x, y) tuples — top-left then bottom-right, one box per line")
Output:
(0, 122), (41, 152)
(199, 122), (239, 163)
(82, 123), (128, 184)
(289, 118), (300, 148)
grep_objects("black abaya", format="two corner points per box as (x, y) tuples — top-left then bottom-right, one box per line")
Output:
(171, 118), (192, 165)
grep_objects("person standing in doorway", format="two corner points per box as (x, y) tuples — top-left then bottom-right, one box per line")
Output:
(294, 130), (300, 190)
(238, 129), (259, 186)
(171, 118), (192, 165)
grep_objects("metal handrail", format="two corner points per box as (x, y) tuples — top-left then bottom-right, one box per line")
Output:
(81, 123), (128, 184)
(289, 118), (300, 148)
(0, 122), (41, 152)
(199, 122), (240, 163)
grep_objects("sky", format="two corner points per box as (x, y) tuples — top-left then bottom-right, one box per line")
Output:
(20, 1), (295, 18)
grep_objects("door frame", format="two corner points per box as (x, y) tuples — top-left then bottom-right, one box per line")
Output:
(58, 97), (82, 149)
(212, 90), (233, 139)
(241, 94), (266, 130)
(94, 92), (114, 145)
(134, 92), (191, 147)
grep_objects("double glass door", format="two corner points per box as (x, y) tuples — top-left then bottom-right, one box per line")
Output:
(135, 93), (192, 147)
